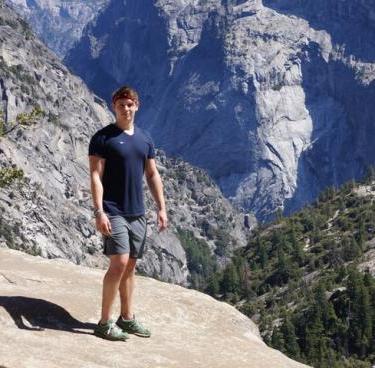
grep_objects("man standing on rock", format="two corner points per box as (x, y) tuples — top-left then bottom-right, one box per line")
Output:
(88, 85), (168, 341)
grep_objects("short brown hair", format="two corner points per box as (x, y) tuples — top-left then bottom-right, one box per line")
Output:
(112, 86), (139, 105)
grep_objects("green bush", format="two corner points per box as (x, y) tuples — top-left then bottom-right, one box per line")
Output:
(0, 106), (45, 136)
(0, 167), (24, 188)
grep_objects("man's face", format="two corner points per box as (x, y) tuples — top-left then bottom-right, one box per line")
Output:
(113, 97), (139, 122)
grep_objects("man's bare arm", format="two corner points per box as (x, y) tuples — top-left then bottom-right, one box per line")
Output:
(89, 155), (111, 235)
(145, 158), (168, 231)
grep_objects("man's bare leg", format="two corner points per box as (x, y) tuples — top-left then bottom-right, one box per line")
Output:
(100, 254), (129, 323)
(119, 257), (137, 319)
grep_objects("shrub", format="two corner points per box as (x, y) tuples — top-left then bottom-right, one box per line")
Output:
(0, 167), (24, 188)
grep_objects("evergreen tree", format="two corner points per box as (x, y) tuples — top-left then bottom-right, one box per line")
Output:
(280, 316), (300, 360)
(314, 284), (338, 335)
(274, 248), (291, 285)
(342, 236), (361, 261)
(290, 226), (304, 265)
(299, 286), (337, 367)
(357, 218), (366, 251)
(206, 273), (220, 295)
(347, 269), (373, 358)
(221, 263), (240, 295)
(256, 237), (268, 269)
(271, 327), (285, 352)
(359, 286), (372, 358)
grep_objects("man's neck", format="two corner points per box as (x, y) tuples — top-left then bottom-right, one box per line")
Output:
(116, 119), (134, 132)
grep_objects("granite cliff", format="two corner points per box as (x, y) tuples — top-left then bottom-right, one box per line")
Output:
(5, 0), (110, 58)
(0, 2), (248, 286)
(60, 0), (375, 220)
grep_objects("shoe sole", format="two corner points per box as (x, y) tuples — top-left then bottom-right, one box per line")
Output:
(94, 331), (128, 341)
(133, 332), (151, 338)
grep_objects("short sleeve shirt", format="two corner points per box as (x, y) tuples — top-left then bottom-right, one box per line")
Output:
(89, 124), (155, 216)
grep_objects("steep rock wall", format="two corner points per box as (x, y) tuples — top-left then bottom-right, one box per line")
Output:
(65, 0), (375, 219)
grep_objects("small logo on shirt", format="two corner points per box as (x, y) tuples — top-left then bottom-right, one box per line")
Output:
(119, 141), (125, 144)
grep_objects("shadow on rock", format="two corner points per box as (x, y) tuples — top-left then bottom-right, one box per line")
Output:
(0, 296), (96, 335)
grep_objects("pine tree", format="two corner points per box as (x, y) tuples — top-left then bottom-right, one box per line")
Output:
(342, 236), (361, 261)
(314, 284), (338, 335)
(206, 273), (220, 295)
(357, 218), (366, 251)
(221, 263), (240, 295)
(271, 327), (285, 352)
(290, 226), (304, 266)
(280, 316), (301, 360)
(359, 286), (372, 358)
(256, 237), (268, 269)
(275, 248), (291, 285)
(347, 269), (373, 358)
(303, 289), (333, 367)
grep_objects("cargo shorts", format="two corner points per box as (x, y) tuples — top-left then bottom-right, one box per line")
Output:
(103, 215), (147, 259)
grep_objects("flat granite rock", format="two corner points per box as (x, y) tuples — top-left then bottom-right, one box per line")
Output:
(0, 248), (310, 368)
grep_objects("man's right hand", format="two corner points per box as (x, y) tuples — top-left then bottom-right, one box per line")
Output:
(95, 213), (112, 236)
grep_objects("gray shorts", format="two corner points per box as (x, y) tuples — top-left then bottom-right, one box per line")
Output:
(103, 215), (147, 259)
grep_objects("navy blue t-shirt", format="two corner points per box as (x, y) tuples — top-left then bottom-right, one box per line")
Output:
(88, 123), (155, 216)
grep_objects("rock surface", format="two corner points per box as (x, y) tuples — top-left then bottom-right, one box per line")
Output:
(140, 151), (252, 283)
(0, 2), (249, 286)
(5, 0), (110, 58)
(0, 248), (310, 368)
(62, 0), (375, 220)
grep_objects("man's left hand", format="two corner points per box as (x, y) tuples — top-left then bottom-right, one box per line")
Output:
(157, 209), (168, 232)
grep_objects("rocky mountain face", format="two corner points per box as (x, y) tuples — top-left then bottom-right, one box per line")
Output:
(263, 0), (375, 63)
(5, 0), (110, 58)
(62, 0), (375, 220)
(141, 150), (250, 282)
(0, 2), (248, 286)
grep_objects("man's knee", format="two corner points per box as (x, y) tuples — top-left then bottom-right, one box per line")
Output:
(124, 258), (137, 276)
(107, 254), (129, 277)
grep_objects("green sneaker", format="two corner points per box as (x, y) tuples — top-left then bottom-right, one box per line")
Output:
(116, 315), (151, 338)
(94, 319), (129, 341)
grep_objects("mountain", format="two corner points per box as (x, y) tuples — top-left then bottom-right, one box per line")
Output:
(211, 175), (375, 367)
(5, 0), (110, 58)
(0, 248), (310, 368)
(0, 1), (249, 286)
(61, 0), (375, 220)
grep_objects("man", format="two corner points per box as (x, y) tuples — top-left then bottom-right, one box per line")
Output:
(88, 85), (167, 341)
